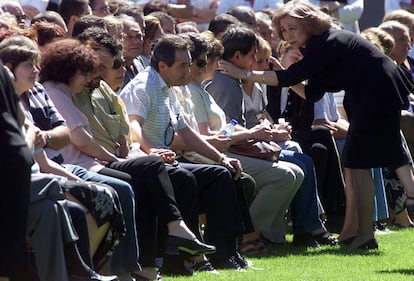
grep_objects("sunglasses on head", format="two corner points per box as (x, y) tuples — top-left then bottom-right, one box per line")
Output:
(195, 59), (207, 68)
(112, 57), (125, 70)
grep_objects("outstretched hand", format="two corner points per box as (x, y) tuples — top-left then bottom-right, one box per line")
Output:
(218, 60), (247, 79)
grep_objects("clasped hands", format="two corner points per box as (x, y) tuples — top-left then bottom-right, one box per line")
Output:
(149, 147), (242, 180)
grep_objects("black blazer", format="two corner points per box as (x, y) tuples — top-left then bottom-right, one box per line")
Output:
(266, 85), (314, 131)
(276, 29), (411, 118)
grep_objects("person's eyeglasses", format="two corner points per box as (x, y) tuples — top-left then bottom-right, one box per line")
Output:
(16, 14), (26, 22)
(112, 57), (125, 70)
(164, 115), (178, 146)
(195, 59), (207, 68)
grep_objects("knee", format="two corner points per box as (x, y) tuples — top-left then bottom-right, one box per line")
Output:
(295, 153), (315, 174)
(28, 200), (59, 235)
(110, 182), (135, 209)
(275, 168), (298, 188)
(293, 167), (305, 185)
(309, 143), (328, 160)
(216, 166), (233, 179)
(67, 201), (87, 221)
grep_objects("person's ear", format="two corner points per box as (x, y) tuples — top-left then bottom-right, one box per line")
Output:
(158, 61), (167, 72)
(234, 50), (241, 61)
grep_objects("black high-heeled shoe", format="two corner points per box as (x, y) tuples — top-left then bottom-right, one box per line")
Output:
(338, 236), (356, 245)
(165, 235), (216, 255)
(357, 238), (379, 250)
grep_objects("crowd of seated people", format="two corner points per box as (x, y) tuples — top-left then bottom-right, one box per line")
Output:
(3, 0), (414, 280)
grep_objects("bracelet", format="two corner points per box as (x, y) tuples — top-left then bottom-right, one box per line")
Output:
(262, 72), (266, 83)
(44, 132), (52, 147)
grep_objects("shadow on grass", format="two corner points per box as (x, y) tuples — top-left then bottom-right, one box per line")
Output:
(378, 269), (414, 275)
(249, 243), (382, 260)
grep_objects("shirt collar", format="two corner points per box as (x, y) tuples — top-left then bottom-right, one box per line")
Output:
(151, 67), (169, 92)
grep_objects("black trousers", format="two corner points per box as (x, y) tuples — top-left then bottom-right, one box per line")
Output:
(0, 146), (33, 280)
(100, 155), (198, 266)
(176, 161), (250, 260)
(293, 126), (346, 216)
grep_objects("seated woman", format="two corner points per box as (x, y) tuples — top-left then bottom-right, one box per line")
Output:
(39, 38), (214, 281)
(0, 61), (33, 281)
(0, 34), (117, 281)
(10, 26), (146, 278)
(266, 40), (347, 222)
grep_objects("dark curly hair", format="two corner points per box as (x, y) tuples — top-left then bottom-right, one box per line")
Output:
(77, 27), (122, 56)
(39, 38), (99, 84)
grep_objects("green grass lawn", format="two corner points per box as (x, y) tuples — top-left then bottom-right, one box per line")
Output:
(164, 227), (414, 281)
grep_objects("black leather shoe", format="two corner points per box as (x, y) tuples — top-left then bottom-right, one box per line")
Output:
(292, 233), (320, 248)
(165, 235), (216, 255)
(231, 251), (252, 268)
(357, 238), (378, 250)
(70, 271), (119, 281)
(338, 236), (356, 246)
(210, 257), (241, 270)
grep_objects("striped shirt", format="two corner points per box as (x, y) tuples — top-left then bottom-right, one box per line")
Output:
(119, 67), (187, 149)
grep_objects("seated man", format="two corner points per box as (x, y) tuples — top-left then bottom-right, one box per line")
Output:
(207, 27), (337, 246)
(119, 34), (251, 269)
(75, 26), (216, 275)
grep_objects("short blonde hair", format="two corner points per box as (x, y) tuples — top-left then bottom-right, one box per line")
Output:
(361, 27), (395, 56)
(257, 34), (271, 60)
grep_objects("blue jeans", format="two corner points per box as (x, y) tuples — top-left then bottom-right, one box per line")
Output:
(63, 164), (140, 275)
(372, 168), (389, 221)
(279, 150), (323, 234)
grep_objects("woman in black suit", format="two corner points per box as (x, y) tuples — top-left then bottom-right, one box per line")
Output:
(219, 0), (414, 249)
(0, 61), (34, 280)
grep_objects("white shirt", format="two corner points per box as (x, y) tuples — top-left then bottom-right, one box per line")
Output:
(309, 0), (363, 33)
(384, 0), (408, 15)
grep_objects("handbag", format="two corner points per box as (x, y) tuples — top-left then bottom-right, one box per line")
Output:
(228, 139), (282, 162)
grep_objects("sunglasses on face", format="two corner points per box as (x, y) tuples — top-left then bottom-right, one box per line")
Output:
(16, 14), (26, 22)
(112, 57), (125, 70)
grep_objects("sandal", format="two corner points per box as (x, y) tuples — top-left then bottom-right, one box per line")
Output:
(251, 238), (269, 254)
(313, 232), (338, 246)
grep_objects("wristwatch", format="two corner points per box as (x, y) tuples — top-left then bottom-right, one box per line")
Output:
(245, 70), (253, 80)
